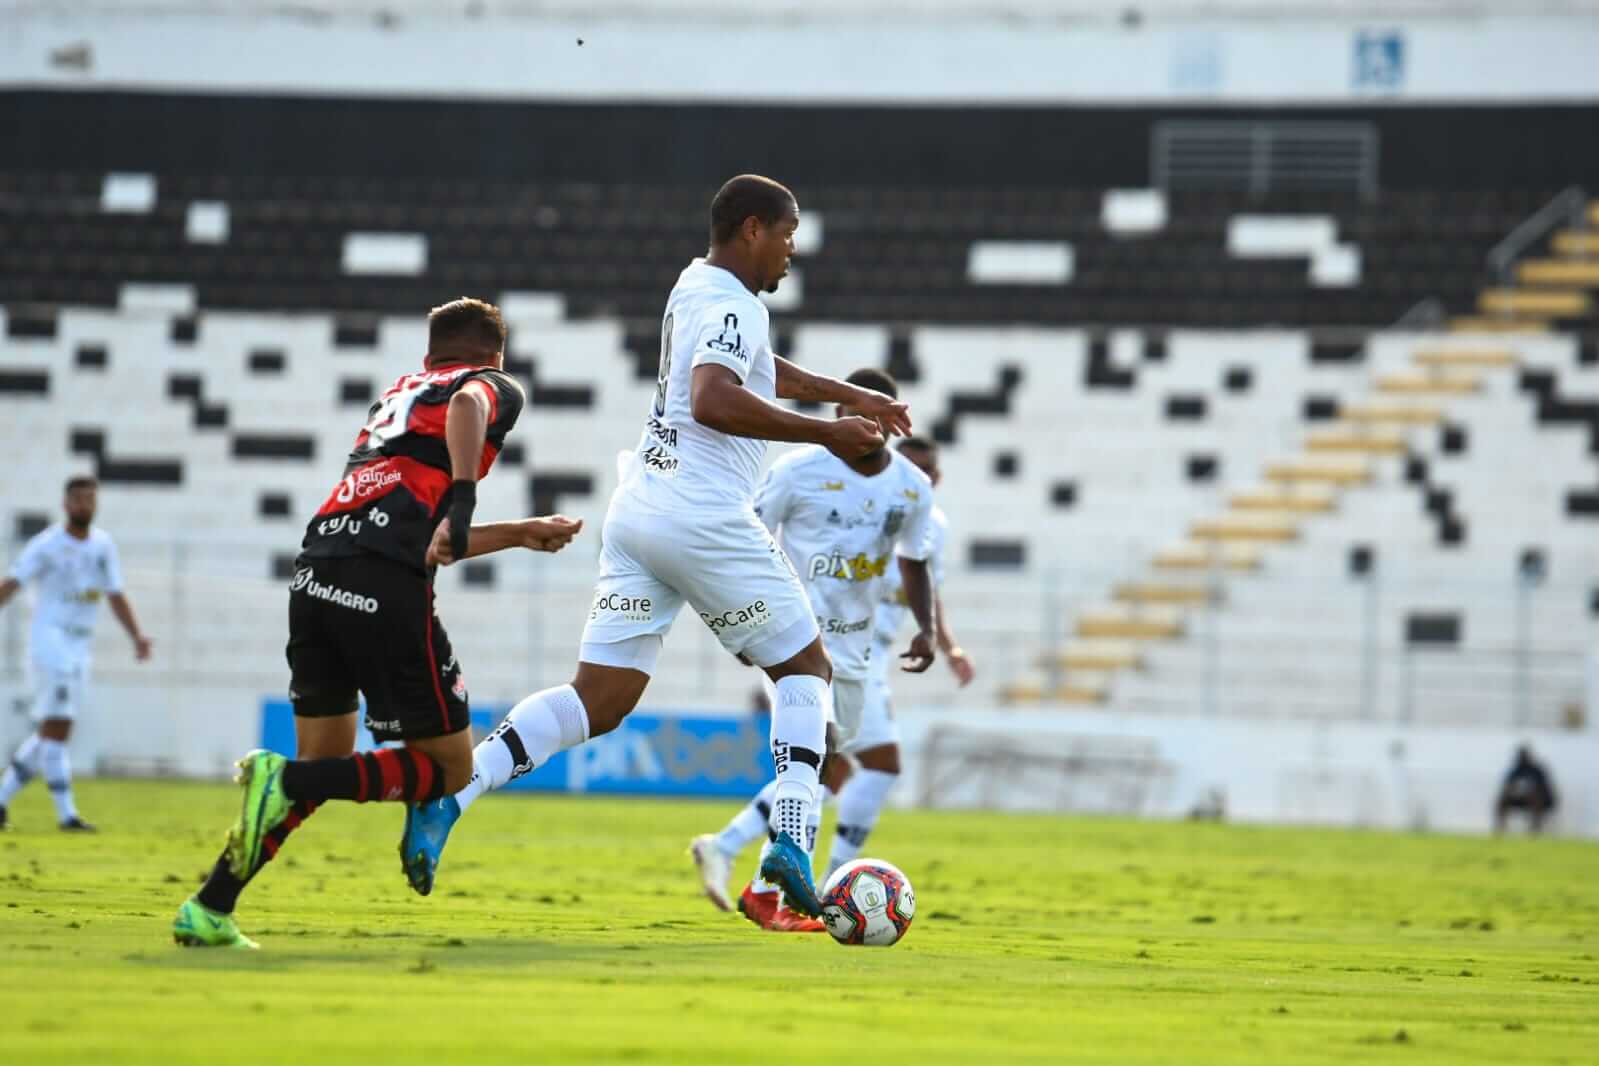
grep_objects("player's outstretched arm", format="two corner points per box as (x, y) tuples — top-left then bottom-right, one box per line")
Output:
(896, 556), (938, 674)
(0, 577), (18, 610)
(427, 516), (584, 567)
(774, 357), (913, 437)
(690, 364), (885, 457)
(934, 591), (975, 686)
(106, 592), (153, 661)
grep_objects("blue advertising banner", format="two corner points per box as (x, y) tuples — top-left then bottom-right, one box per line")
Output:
(258, 700), (774, 798)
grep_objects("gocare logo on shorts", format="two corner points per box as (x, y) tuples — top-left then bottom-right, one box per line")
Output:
(590, 592), (653, 623)
(699, 599), (771, 633)
(291, 568), (380, 615)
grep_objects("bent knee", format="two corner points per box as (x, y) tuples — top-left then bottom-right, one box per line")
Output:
(571, 669), (646, 738)
(768, 638), (833, 684)
(857, 746), (902, 775)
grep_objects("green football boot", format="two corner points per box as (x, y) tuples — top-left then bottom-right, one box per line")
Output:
(225, 749), (291, 879)
(173, 897), (259, 949)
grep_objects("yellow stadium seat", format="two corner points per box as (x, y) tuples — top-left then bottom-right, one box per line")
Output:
(1478, 288), (1590, 317)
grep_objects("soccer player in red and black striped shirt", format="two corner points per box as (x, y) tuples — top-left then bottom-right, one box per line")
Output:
(174, 298), (582, 949)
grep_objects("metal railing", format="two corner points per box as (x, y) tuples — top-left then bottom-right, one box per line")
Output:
(2, 537), (1590, 733)
(1486, 185), (1587, 284)
(1152, 120), (1379, 201)
(1391, 296), (1446, 330)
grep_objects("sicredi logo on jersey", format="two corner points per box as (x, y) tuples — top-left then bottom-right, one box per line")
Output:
(699, 599), (770, 633)
(591, 592), (653, 623)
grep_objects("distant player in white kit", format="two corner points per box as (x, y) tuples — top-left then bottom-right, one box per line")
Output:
(690, 369), (938, 931)
(401, 175), (913, 917)
(821, 436), (974, 875)
(0, 476), (153, 830)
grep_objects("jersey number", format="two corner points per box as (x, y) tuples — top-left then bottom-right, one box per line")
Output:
(364, 372), (443, 447)
(653, 312), (674, 418)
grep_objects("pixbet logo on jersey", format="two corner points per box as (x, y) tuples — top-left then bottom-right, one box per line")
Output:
(590, 592), (653, 623)
(699, 599), (771, 633)
(808, 551), (890, 583)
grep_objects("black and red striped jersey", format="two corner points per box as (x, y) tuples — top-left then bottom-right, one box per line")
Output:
(299, 364), (525, 573)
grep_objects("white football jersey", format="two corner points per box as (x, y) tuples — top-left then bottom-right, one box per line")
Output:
(872, 505), (949, 665)
(756, 446), (934, 680)
(624, 259), (777, 512)
(8, 524), (123, 643)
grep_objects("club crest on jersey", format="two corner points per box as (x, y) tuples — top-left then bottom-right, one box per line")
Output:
(706, 313), (748, 364)
(826, 509), (842, 525)
(882, 505), (907, 538)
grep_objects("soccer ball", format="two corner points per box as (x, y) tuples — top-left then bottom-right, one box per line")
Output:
(819, 859), (915, 946)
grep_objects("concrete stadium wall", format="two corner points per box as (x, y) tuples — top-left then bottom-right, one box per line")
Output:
(5, 682), (1593, 837)
(5, 8), (1599, 103)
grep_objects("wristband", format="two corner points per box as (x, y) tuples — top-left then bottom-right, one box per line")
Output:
(447, 480), (477, 561)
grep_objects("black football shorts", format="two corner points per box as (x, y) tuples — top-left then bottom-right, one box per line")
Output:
(285, 553), (469, 742)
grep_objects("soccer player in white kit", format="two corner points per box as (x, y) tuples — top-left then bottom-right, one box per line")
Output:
(0, 476), (153, 830)
(821, 436), (974, 877)
(689, 368), (939, 930)
(400, 175), (913, 917)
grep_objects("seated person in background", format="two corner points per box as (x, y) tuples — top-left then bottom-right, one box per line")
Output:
(1494, 745), (1558, 834)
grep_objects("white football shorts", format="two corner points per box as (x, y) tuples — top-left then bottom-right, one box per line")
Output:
(579, 492), (820, 676)
(29, 626), (92, 723)
(843, 655), (898, 754)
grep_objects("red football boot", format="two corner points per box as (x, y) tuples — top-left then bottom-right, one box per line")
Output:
(738, 883), (825, 933)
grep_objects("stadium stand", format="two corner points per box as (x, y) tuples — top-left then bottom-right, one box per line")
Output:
(0, 170), (1557, 328)
(3, 95), (1597, 728)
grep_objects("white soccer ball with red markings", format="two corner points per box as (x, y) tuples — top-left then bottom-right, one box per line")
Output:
(820, 859), (915, 947)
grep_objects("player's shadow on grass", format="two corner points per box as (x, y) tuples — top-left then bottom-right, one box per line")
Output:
(131, 935), (758, 972)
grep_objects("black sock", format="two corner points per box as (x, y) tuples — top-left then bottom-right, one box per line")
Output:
(196, 856), (247, 914)
(193, 798), (321, 915)
(280, 749), (445, 804)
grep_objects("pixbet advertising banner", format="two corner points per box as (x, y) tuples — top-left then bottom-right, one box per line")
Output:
(259, 699), (775, 797)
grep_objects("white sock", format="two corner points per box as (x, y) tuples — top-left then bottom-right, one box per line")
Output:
(455, 684), (590, 813)
(0, 734), (44, 806)
(751, 785), (829, 895)
(826, 768), (898, 877)
(40, 739), (77, 823)
(807, 783), (834, 857)
(715, 779), (778, 859)
(767, 674), (827, 847)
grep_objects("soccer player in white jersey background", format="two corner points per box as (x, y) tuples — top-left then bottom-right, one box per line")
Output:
(401, 175), (914, 918)
(690, 368), (938, 931)
(825, 436), (973, 876)
(695, 435), (974, 927)
(0, 476), (153, 831)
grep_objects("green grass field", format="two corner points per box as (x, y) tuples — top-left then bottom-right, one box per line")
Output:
(3, 779), (1598, 1065)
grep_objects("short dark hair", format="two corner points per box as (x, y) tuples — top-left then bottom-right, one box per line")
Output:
(710, 175), (796, 245)
(427, 297), (506, 360)
(65, 475), (97, 494)
(845, 367), (898, 399)
(897, 435), (937, 456)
